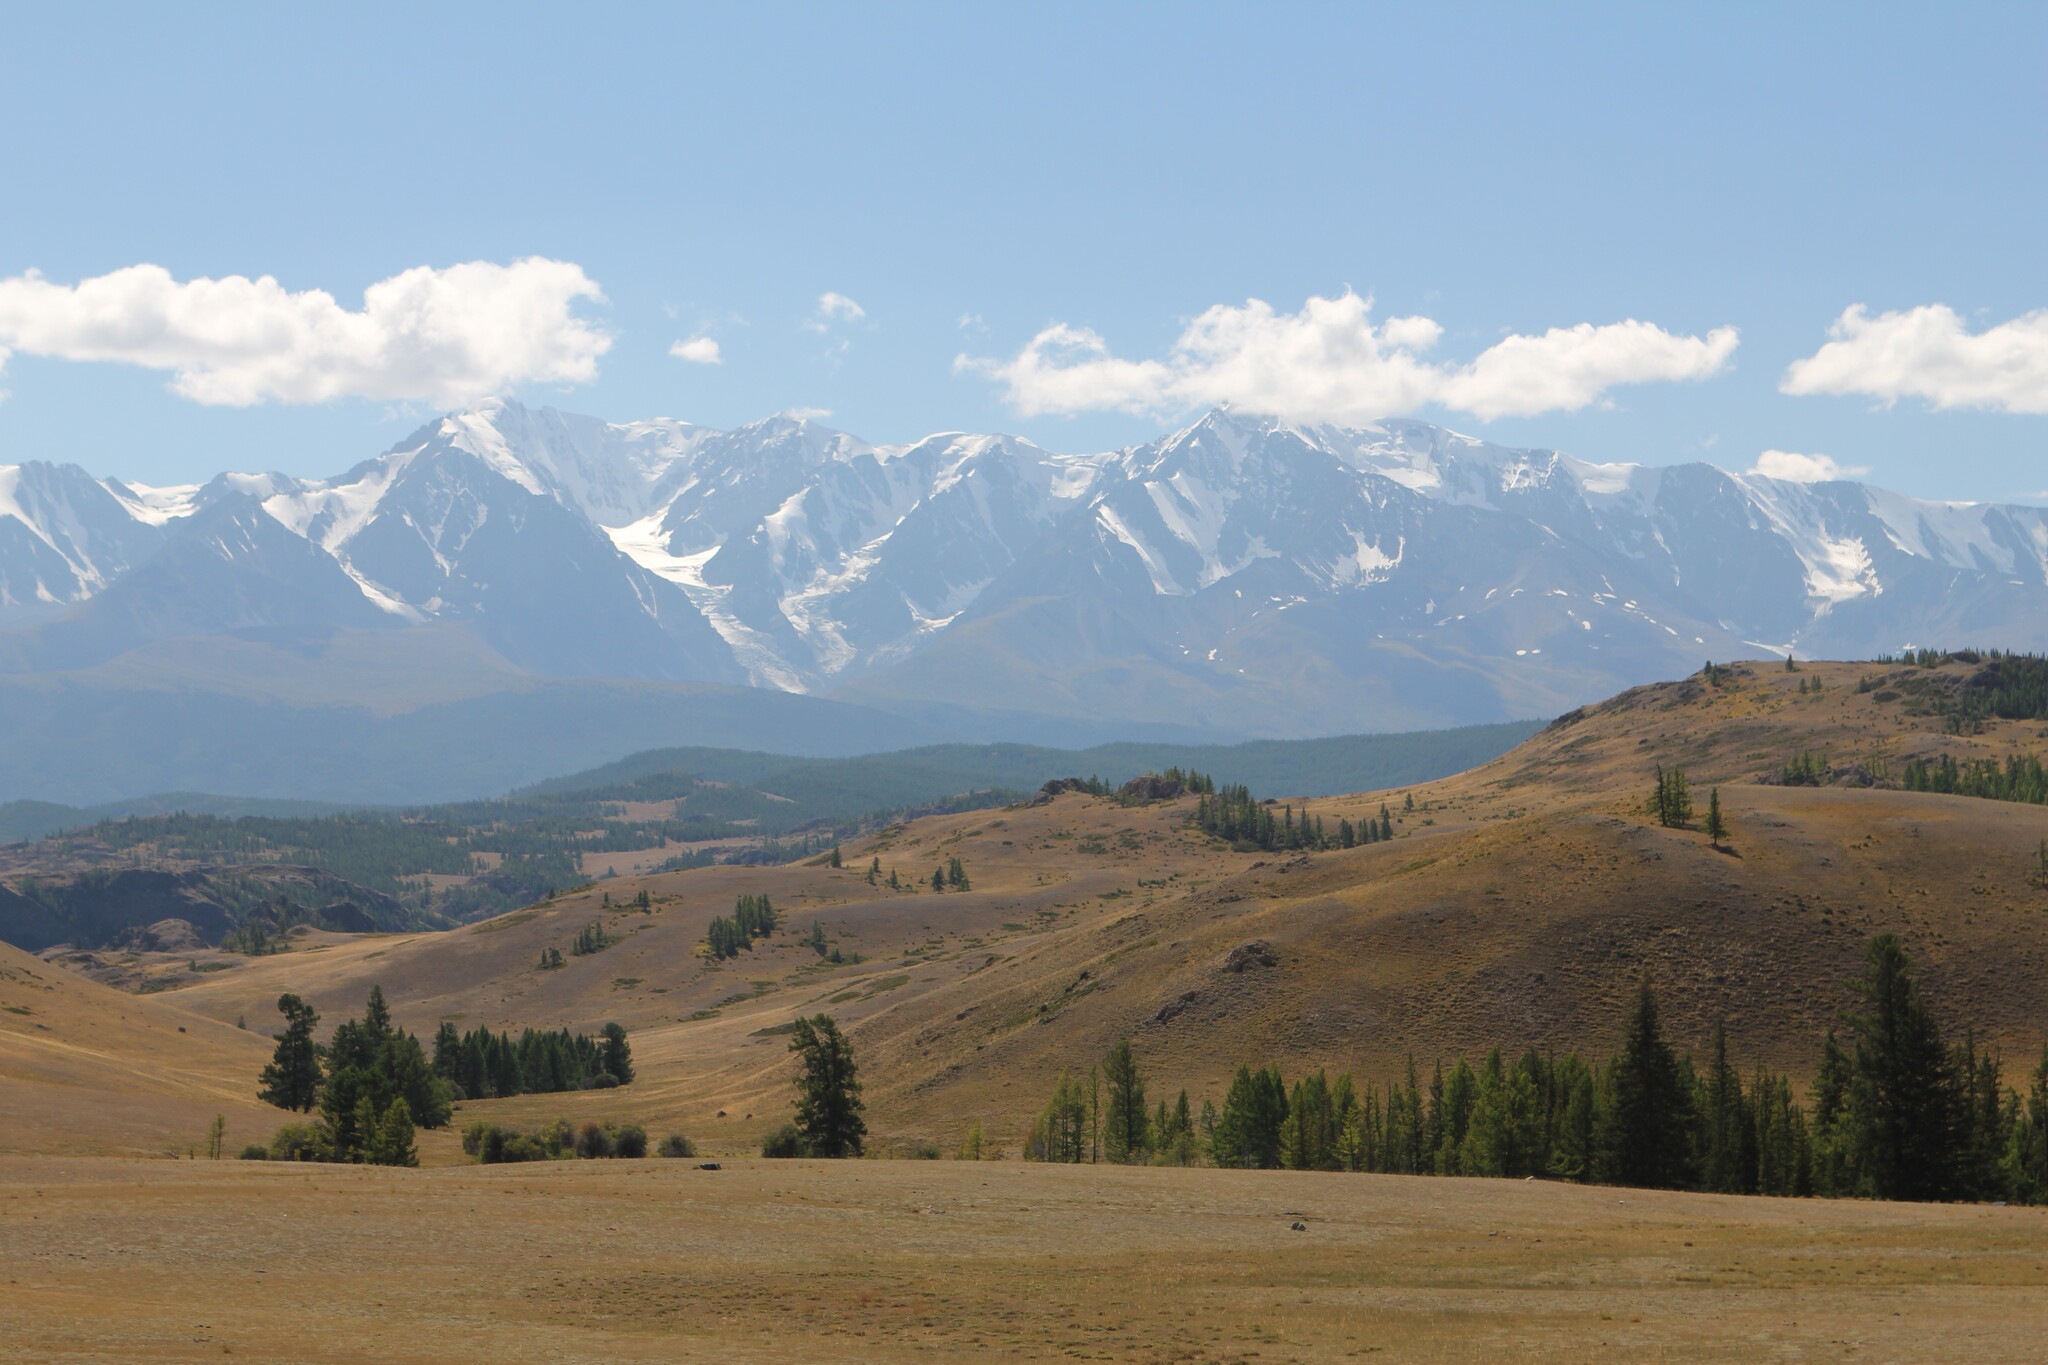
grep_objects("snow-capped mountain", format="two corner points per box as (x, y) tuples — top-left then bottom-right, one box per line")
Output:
(5, 399), (2047, 735)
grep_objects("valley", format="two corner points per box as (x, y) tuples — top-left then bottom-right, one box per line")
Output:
(13, 656), (2046, 1162)
(6, 654), (2048, 1363)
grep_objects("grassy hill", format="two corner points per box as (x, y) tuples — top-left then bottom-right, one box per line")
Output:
(70, 655), (2043, 1162)
(2, 720), (1538, 949)
(0, 938), (273, 1155)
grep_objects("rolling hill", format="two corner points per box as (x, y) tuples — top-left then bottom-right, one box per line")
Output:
(0, 938), (273, 1155)
(59, 654), (2043, 1160)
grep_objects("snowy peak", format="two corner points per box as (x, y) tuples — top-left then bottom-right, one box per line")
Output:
(7, 402), (2048, 733)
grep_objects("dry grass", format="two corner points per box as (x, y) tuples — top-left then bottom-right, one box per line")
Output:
(23, 658), (2048, 1160)
(2, 1155), (2043, 1363)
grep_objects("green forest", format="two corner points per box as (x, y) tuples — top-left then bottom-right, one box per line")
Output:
(1026, 935), (2048, 1206)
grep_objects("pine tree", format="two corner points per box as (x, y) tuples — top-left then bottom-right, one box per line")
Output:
(1101, 1040), (1149, 1163)
(1705, 787), (1727, 849)
(1844, 934), (1955, 1200)
(368, 1097), (417, 1167)
(931, 868), (945, 892)
(257, 994), (322, 1112)
(600, 1022), (634, 1085)
(1598, 980), (1694, 1189)
(1033, 1071), (1090, 1162)
(829, 843), (842, 868)
(787, 1014), (866, 1158)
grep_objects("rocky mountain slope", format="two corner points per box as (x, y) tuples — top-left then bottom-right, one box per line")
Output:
(7, 402), (2048, 750)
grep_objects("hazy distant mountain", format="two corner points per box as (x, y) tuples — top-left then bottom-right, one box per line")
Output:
(5, 398), (2047, 786)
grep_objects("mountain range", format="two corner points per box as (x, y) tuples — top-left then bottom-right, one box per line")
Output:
(4, 399), (2046, 802)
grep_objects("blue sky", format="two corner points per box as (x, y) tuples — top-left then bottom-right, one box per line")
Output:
(0, 2), (2041, 499)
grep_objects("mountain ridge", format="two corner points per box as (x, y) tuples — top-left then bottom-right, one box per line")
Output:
(5, 400), (2048, 748)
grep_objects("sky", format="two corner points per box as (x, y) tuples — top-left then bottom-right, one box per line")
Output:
(0, 2), (2041, 500)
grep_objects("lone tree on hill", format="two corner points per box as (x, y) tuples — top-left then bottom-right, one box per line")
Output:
(1652, 766), (1694, 828)
(1705, 787), (1728, 850)
(788, 1014), (866, 1157)
(258, 994), (322, 1111)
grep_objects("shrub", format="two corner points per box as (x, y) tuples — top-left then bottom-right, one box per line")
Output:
(538, 1118), (575, 1156)
(269, 1123), (327, 1162)
(658, 1133), (696, 1158)
(761, 1123), (805, 1158)
(612, 1123), (648, 1159)
(575, 1121), (613, 1159)
(461, 1121), (491, 1157)
(238, 1144), (270, 1161)
(496, 1134), (551, 1164)
(579, 1073), (622, 1090)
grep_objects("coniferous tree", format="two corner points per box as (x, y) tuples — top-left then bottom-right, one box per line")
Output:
(1844, 934), (1956, 1201)
(787, 1014), (865, 1158)
(599, 1022), (635, 1085)
(1598, 980), (1694, 1189)
(1700, 1021), (1752, 1193)
(1705, 788), (1727, 849)
(431, 1021), (461, 1079)
(257, 994), (322, 1112)
(1213, 1065), (1288, 1169)
(367, 1097), (417, 1167)
(1101, 1040), (1149, 1163)
(1030, 1071), (1091, 1162)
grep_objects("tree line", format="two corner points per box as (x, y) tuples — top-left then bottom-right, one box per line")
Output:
(1025, 936), (2048, 1204)
(428, 1019), (632, 1100)
(1901, 753), (2048, 806)
(1194, 780), (1394, 852)
(255, 986), (632, 1164)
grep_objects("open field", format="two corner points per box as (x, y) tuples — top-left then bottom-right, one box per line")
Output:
(3, 1156), (2044, 1363)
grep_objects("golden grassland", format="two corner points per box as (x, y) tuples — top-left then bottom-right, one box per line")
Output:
(3, 1155), (2044, 1363)
(6, 658), (2048, 1360)
(36, 658), (2032, 1162)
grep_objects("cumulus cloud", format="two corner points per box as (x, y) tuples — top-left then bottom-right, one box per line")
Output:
(1782, 304), (2048, 414)
(0, 258), (610, 407)
(956, 291), (1737, 423)
(1749, 449), (1869, 483)
(669, 336), (723, 365)
(817, 291), (864, 322)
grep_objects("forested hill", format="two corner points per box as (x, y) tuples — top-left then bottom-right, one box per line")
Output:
(521, 723), (1546, 805)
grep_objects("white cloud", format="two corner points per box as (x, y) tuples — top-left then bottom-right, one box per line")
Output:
(956, 291), (1737, 423)
(0, 258), (609, 407)
(669, 336), (723, 365)
(1749, 449), (1869, 483)
(1782, 304), (2048, 414)
(817, 291), (864, 323)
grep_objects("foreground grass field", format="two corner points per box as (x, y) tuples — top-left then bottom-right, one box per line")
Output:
(3, 1156), (2044, 1363)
